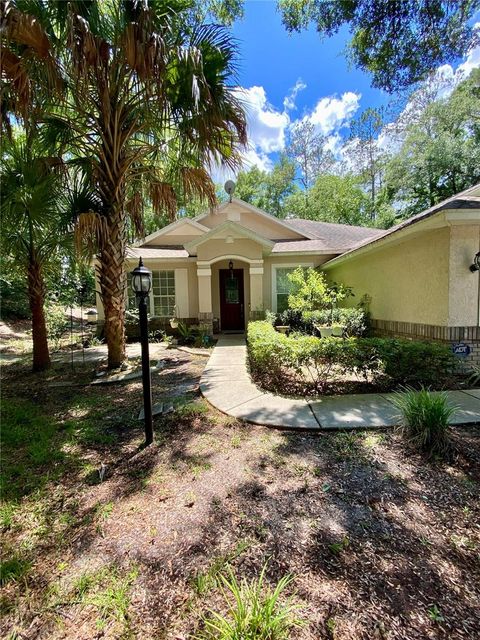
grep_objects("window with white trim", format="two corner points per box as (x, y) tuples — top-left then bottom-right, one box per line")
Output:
(152, 270), (175, 317)
(274, 267), (296, 313)
(126, 270), (177, 316)
(272, 263), (314, 313)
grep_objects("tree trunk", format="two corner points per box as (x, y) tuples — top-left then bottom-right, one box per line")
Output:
(97, 204), (127, 369)
(28, 258), (51, 372)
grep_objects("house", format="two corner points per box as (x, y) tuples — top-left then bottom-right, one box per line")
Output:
(96, 184), (480, 364)
(322, 183), (480, 366)
(96, 197), (383, 333)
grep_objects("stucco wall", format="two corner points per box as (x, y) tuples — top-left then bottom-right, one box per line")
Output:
(196, 238), (264, 262)
(324, 228), (451, 325)
(448, 224), (480, 326)
(199, 203), (302, 240)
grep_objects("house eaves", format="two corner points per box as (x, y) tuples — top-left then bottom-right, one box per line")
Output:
(185, 220), (275, 253)
(133, 218), (210, 247)
(195, 197), (313, 240)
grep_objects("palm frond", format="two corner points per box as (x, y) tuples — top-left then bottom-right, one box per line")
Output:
(126, 190), (144, 237)
(180, 166), (217, 210)
(75, 211), (109, 257)
(150, 181), (177, 222)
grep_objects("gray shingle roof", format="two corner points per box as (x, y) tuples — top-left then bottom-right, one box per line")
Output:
(323, 193), (480, 266)
(284, 219), (384, 250)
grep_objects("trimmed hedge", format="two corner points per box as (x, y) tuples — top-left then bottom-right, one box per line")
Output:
(247, 321), (456, 393)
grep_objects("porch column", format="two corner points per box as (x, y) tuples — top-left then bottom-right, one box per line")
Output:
(249, 261), (264, 320)
(197, 266), (214, 335)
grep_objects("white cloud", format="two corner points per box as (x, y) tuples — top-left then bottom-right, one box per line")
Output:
(283, 78), (307, 111)
(451, 22), (480, 83)
(307, 91), (361, 135)
(235, 86), (289, 155)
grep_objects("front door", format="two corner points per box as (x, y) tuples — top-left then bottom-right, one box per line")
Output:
(220, 269), (244, 331)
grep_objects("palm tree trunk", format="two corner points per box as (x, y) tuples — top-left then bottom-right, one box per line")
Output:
(28, 258), (51, 372)
(97, 204), (127, 369)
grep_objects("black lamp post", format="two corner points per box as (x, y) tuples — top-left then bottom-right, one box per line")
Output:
(131, 257), (154, 446)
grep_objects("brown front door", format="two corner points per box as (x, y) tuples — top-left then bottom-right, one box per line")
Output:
(220, 269), (245, 331)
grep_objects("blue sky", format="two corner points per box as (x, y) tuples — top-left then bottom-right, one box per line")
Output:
(231, 2), (387, 116)
(222, 1), (480, 175)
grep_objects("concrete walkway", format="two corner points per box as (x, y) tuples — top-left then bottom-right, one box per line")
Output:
(200, 334), (480, 430)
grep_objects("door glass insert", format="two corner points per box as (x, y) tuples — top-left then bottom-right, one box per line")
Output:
(225, 277), (239, 304)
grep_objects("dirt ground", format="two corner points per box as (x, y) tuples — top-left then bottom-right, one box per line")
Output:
(1, 324), (480, 640)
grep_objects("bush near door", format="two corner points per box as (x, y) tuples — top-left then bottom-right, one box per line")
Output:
(247, 321), (457, 395)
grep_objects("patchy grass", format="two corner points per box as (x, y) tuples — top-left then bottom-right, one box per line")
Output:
(0, 555), (31, 586)
(1, 343), (480, 640)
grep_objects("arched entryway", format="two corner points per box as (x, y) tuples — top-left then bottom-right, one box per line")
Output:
(196, 255), (264, 333)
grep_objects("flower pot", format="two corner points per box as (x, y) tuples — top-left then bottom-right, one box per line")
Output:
(319, 326), (333, 338)
(332, 325), (343, 337)
(275, 325), (289, 334)
(170, 319), (179, 329)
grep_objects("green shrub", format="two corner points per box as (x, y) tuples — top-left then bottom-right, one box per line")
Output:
(45, 302), (69, 350)
(197, 565), (301, 640)
(177, 321), (196, 345)
(392, 388), (455, 458)
(247, 322), (457, 392)
(375, 338), (456, 387)
(286, 267), (352, 315)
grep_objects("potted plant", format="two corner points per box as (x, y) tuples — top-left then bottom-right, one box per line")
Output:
(275, 325), (289, 334)
(314, 322), (333, 338)
(332, 323), (344, 337)
(318, 325), (333, 338)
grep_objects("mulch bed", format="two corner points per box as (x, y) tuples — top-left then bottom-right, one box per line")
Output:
(1, 343), (479, 640)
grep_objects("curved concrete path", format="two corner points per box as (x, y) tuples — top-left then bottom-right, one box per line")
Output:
(200, 334), (480, 430)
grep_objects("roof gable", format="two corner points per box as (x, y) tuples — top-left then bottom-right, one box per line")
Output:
(185, 220), (275, 253)
(196, 198), (310, 240)
(135, 218), (210, 247)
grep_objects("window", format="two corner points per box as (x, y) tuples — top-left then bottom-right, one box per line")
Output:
(275, 267), (295, 313)
(152, 270), (175, 317)
(272, 263), (313, 313)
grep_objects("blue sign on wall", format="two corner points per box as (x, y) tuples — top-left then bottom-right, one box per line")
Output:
(452, 342), (471, 358)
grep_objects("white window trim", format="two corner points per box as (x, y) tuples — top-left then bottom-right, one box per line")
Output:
(150, 270), (176, 318)
(271, 263), (314, 312)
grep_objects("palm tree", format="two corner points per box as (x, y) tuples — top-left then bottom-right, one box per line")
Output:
(0, 131), (72, 371)
(2, 1), (247, 368)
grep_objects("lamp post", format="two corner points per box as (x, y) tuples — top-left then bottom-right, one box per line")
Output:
(130, 258), (154, 446)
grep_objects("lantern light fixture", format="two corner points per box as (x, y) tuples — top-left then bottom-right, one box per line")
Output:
(131, 257), (152, 296)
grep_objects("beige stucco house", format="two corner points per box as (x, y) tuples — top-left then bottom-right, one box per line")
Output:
(96, 183), (480, 364)
(323, 183), (480, 365)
